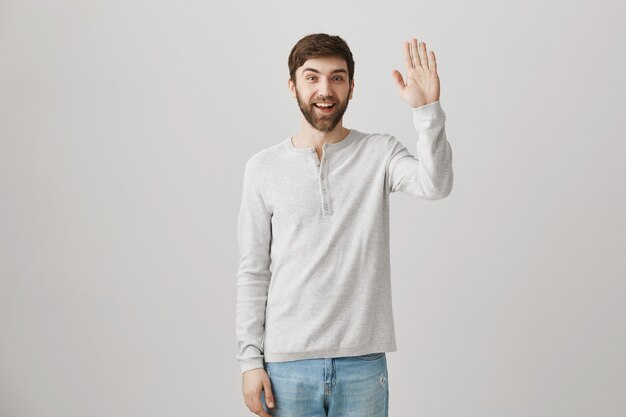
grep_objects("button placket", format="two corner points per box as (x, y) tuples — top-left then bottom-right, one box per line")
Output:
(319, 145), (332, 215)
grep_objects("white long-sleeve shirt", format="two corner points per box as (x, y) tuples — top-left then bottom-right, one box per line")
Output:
(235, 100), (453, 373)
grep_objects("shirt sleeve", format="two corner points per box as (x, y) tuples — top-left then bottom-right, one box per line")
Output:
(385, 100), (454, 199)
(235, 160), (273, 374)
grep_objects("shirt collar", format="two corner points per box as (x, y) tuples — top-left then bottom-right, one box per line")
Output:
(285, 129), (358, 154)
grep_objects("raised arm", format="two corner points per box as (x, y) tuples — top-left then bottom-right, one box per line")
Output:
(387, 38), (453, 199)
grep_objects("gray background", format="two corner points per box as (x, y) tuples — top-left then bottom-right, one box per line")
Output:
(1, 0), (624, 416)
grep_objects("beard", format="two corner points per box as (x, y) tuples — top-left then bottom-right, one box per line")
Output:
(295, 87), (350, 132)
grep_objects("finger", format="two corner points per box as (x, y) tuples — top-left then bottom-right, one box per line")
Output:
(250, 396), (272, 417)
(411, 38), (421, 67)
(403, 41), (413, 71)
(419, 41), (429, 68)
(391, 70), (406, 92)
(255, 407), (272, 417)
(245, 394), (271, 417)
(263, 378), (275, 409)
(429, 50), (437, 71)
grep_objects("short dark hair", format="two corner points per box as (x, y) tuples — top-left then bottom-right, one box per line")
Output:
(288, 33), (355, 85)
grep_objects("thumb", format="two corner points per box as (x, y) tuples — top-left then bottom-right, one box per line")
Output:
(263, 377), (275, 408)
(391, 70), (405, 93)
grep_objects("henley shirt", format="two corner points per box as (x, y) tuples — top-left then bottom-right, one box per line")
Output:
(235, 100), (453, 374)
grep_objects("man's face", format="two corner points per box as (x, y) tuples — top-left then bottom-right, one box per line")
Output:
(289, 56), (354, 132)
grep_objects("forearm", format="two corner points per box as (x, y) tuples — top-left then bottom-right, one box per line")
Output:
(411, 100), (454, 199)
(387, 100), (454, 199)
(236, 263), (270, 373)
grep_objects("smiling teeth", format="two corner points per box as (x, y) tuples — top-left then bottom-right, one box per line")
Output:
(316, 103), (334, 107)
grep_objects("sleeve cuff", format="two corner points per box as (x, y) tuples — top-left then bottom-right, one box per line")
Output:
(240, 358), (265, 374)
(412, 100), (446, 130)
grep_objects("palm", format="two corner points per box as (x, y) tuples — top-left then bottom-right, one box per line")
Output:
(392, 38), (441, 108)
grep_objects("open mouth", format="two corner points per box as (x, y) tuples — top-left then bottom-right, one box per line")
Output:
(314, 103), (336, 113)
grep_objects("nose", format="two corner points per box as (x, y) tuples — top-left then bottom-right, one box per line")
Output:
(318, 77), (333, 97)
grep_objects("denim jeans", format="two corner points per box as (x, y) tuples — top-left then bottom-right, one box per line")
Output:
(260, 352), (389, 417)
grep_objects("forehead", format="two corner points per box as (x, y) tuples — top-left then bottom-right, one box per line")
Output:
(299, 56), (348, 74)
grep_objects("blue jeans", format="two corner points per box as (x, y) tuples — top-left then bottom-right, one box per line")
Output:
(260, 352), (389, 417)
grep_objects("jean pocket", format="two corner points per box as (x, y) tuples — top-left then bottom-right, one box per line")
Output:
(355, 352), (385, 361)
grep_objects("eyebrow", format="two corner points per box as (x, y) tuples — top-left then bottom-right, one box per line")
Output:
(302, 68), (348, 75)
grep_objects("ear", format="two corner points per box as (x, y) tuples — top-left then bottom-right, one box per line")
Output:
(288, 77), (296, 98)
(349, 79), (355, 100)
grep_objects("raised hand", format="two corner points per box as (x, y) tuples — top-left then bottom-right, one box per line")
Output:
(391, 38), (441, 108)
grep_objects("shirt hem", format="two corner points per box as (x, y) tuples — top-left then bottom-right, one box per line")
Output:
(263, 342), (398, 363)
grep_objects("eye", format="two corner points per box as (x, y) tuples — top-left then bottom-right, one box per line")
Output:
(334, 76), (344, 81)
(306, 76), (316, 81)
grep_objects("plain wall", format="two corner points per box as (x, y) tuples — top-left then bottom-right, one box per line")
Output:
(1, 0), (624, 416)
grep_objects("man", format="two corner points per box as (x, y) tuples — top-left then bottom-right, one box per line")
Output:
(236, 33), (453, 417)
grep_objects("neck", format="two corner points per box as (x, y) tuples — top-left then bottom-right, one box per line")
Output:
(292, 122), (351, 148)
